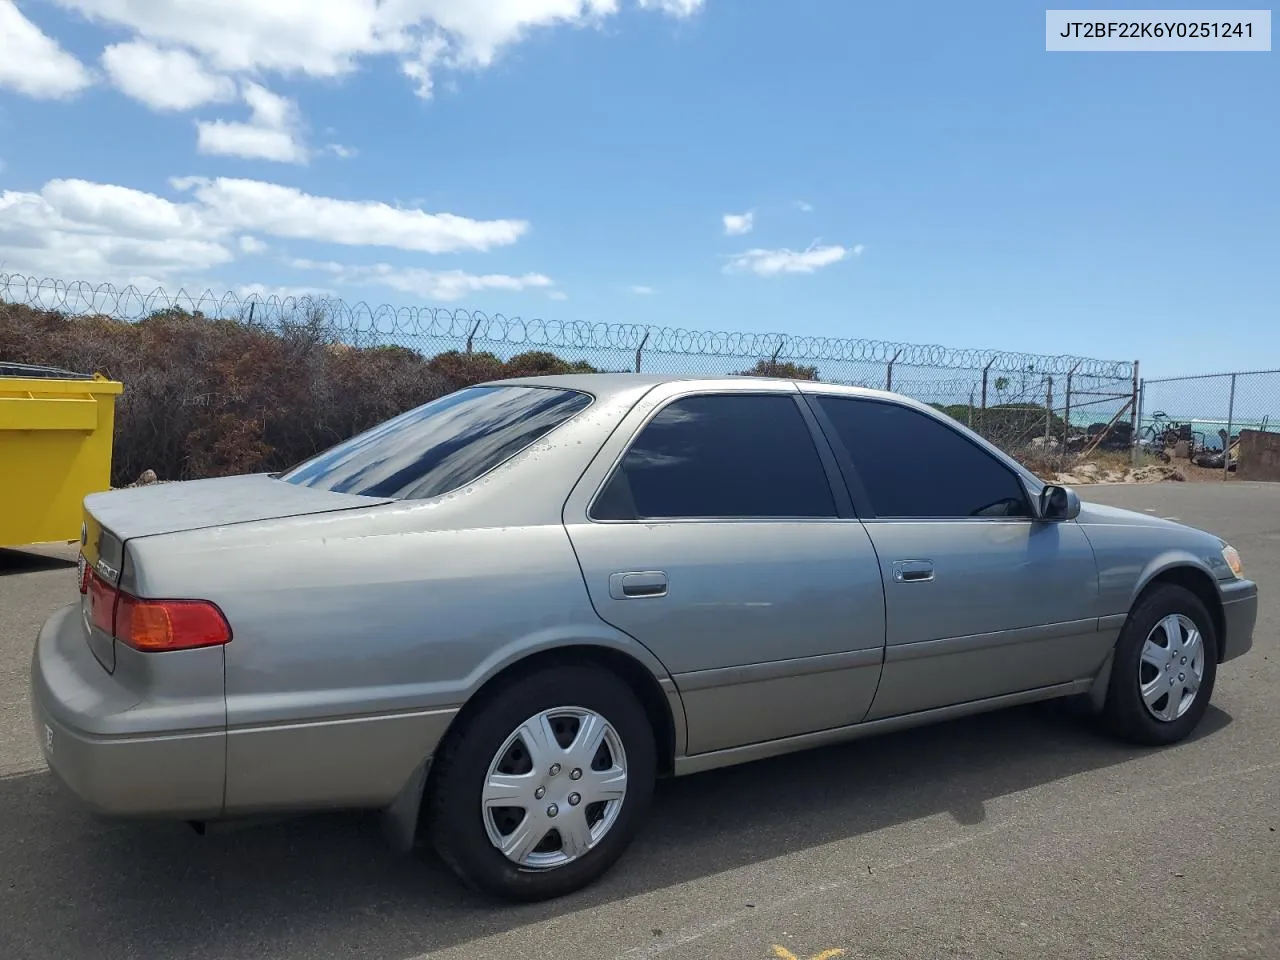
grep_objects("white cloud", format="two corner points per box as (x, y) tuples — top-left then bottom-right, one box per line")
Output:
(0, 0), (93, 99)
(197, 82), (307, 164)
(292, 258), (555, 302)
(0, 181), (231, 282)
(547, 290), (568, 301)
(325, 143), (357, 159)
(724, 241), (857, 276)
(637, 0), (705, 15)
(101, 40), (235, 110)
(238, 282), (335, 300)
(197, 122), (305, 164)
(39, 178), (208, 239)
(794, 200), (813, 212)
(0, 176), (536, 286)
(628, 284), (655, 295)
(174, 176), (528, 253)
(49, 0), (698, 103)
(722, 211), (753, 236)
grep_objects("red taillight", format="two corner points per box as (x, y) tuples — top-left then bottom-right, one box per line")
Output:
(84, 569), (231, 652)
(116, 594), (232, 652)
(87, 568), (116, 634)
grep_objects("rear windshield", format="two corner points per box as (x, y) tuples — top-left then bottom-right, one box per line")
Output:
(279, 385), (592, 499)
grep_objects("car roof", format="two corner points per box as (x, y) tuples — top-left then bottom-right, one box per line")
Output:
(484, 372), (1046, 490)
(485, 371), (904, 403)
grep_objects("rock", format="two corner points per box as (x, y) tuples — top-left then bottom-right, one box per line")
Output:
(132, 469), (158, 486)
(1078, 462), (1101, 477)
(1128, 465), (1185, 483)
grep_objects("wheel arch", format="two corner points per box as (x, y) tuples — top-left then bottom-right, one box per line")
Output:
(389, 642), (684, 852)
(440, 643), (682, 778)
(1133, 562), (1226, 661)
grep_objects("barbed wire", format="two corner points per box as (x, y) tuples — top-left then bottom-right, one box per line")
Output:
(0, 272), (1136, 379)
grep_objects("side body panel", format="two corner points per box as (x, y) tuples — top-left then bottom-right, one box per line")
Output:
(1073, 502), (1235, 616)
(859, 517), (1108, 719)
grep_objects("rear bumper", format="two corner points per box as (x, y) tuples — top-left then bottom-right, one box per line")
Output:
(1219, 578), (1258, 663)
(30, 604), (225, 818)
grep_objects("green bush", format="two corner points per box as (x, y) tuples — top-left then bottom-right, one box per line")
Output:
(0, 303), (599, 486)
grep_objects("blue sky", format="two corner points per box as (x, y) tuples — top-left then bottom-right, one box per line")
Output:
(0, 0), (1275, 378)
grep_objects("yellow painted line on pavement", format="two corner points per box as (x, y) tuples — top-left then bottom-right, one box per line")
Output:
(772, 946), (845, 960)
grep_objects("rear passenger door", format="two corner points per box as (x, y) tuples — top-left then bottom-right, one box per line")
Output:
(803, 391), (1107, 720)
(562, 383), (887, 756)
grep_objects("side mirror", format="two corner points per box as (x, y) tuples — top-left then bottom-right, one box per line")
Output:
(1038, 484), (1081, 521)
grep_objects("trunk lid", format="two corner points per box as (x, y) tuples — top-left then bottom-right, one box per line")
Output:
(77, 474), (393, 672)
(82, 473), (395, 540)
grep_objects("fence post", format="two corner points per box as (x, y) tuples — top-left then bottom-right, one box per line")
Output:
(1224, 373), (1237, 480)
(465, 318), (483, 354)
(634, 330), (650, 373)
(768, 338), (786, 376)
(1063, 361), (1081, 467)
(1129, 359), (1141, 467)
(968, 389), (974, 427)
(886, 349), (903, 392)
(980, 360), (993, 435)
(1044, 376), (1054, 450)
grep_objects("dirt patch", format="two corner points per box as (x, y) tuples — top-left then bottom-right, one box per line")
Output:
(1054, 462), (1185, 486)
(1026, 449), (1232, 486)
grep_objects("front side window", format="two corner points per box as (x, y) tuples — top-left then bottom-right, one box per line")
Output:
(280, 385), (591, 499)
(813, 396), (1032, 519)
(591, 393), (837, 520)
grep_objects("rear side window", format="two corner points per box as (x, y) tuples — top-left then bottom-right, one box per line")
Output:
(591, 393), (837, 520)
(280, 385), (592, 499)
(813, 396), (1032, 519)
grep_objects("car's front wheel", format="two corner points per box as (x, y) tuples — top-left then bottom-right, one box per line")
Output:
(1100, 583), (1219, 746)
(426, 663), (656, 901)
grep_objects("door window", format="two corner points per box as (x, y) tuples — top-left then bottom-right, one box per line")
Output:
(592, 394), (836, 520)
(813, 396), (1032, 519)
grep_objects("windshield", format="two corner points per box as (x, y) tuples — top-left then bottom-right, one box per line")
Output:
(279, 385), (592, 499)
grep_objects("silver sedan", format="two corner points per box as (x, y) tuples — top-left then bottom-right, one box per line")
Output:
(30, 374), (1258, 901)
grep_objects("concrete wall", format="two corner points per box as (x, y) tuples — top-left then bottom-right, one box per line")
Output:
(1236, 430), (1280, 482)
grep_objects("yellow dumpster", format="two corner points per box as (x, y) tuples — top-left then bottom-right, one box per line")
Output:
(0, 363), (124, 548)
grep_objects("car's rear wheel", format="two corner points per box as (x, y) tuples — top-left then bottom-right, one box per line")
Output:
(426, 663), (656, 901)
(1100, 583), (1218, 746)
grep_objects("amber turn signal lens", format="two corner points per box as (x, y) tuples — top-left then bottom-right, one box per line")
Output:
(115, 594), (232, 651)
(1221, 545), (1243, 578)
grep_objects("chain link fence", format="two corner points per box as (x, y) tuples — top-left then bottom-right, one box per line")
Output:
(1, 272), (1138, 482)
(1139, 370), (1280, 477)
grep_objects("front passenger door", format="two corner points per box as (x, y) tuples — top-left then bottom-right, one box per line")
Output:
(805, 392), (1107, 720)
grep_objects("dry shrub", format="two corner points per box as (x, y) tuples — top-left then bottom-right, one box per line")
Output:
(0, 302), (599, 486)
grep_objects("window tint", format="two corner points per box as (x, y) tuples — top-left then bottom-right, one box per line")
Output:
(592, 394), (836, 520)
(280, 385), (591, 499)
(814, 396), (1032, 519)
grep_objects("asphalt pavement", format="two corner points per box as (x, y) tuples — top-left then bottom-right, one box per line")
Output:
(1, 482), (1277, 960)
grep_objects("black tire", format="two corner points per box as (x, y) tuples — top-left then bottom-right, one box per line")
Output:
(426, 663), (656, 902)
(1100, 584), (1218, 746)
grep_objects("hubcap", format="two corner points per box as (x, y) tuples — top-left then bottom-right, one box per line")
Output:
(481, 707), (628, 869)
(1138, 614), (1204, 722)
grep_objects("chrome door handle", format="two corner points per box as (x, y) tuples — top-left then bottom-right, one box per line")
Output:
(892, 560), (934, 583)
(609, 571), (669, 599)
